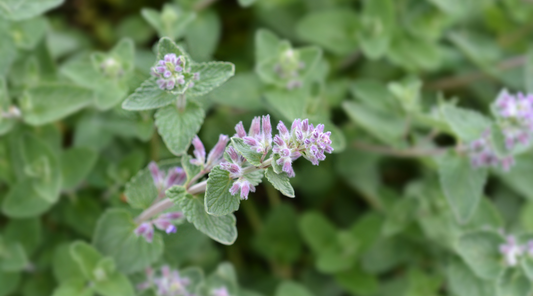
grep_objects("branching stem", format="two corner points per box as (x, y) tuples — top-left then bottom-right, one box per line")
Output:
(134, 157), (274, 224)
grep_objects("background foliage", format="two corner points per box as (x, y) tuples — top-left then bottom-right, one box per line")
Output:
(2, 0), (533, 295)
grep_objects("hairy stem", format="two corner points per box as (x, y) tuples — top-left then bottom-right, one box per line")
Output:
(134, 158), (274, 224)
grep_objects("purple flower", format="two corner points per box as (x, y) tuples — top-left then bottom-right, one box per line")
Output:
(236, 115), (273, 155)
(134, 222), (154, 243)
(229, 179), (256, 200)
(190, 135), (229, 171)
(138, 266), (192, 296)
(148, 162), (187, 196)
(134, 211), (183, 243)
(151, 53), (196, 91)
(499, 235), (524, 267)
(190, 136), (206, 166)
(212, 287), (230, 296)
(467, 130), (515, 172)
(206, 135), (230, 169)
(272, 118), (333, 177)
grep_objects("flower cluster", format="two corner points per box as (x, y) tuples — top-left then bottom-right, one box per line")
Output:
(467, 129), (515, 171)
(499, 235), (533, 267)
(273, 49), (306, 90)
(134, 212), (183, 243)
(149, 161), (187, 198)
(220, 115), (333, 199)
(190, 134), (229, 171)
(99, 57), (124, 78)
(273, 118), (333, 177)
(493, 90), (533, 149)
(137, 266), (193, 296)
(151, 53), (199, 91)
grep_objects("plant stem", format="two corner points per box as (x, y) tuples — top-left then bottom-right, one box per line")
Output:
(134, 158), (274, 224)
(353, 141), (449, 158)
(427, 55), (526, 90)
(176, 94), (186, 111)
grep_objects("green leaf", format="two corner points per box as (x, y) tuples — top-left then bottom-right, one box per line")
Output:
(335, 264), (378, 296)
(93, 209), (164, 274)
(238, 0), (257, 7)
(69, 241), (103, 281)
(231, 137), (263, 166)
(447, 259), (496, 296)
(93, 272), (135, 296)
(0, 26), (17, 77)
(0, 271), (20, 296)
(0, 0), (63, 20)
(296, 9), (359, 56)
(182, 155), (202, 186)
(498, 154), (533, 201)
(10, 16), (48, 50)
(51, 279), (93, 296)
(60, 196), (101, 238)
(456, 230), (505, 280)
(206, 72), (263, 110)
(254, 204), (301, 263)
(168, 186), (238, 245)
(122, 78), (179, 110)
(198, 263), (237, 296)
(496, 269), (531, 296)
(0, 237), (28, 272)
(21, 133), (62, 203)
(204, 166), (241, 216)
(124, 166), (158, 210)
(52, 243), (85, 283)
(438, 153), (487, 223)
(316, 233), (358, 274)
(185, 10), (221, 61)
(265, 168), (294, 198)
(141, 4), (196, 39)
(358, 0), (394, 60)
(441, 104), (492, 142)
(2, 177), (54, 218)
(61, 147), (97, 190)
(387, 78), (422, 113)
(387, 33), (442, 71)
(155, 100), (205, 155)
(525, 46), (533, 94)
(275, 281), (314, 296)
(255, 29), (282, 64)
(405, 268), (443, 296)
(0, 78), (15, 135)
(342, 100), (406, 145)
(188, 61), (235, 97)
(20, 84), (94, 126)
(265, 89), (307, 122)
(4, 217), (41, 255)
(299, 211), (337, 254)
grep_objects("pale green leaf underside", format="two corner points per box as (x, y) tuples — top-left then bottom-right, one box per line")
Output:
(0, 0), (64, 20)
(265, 168), (294, 198)
(205, 166), (240, 216)
(168, 187), (237, 245)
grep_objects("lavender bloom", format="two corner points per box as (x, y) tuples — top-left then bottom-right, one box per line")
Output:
(206, 135), (230, 169)
(499, 235), (524, 267)
(190, 136), (206, 167)
(229, 178), (256, 200)
(212, 287), (230, 296)
(134, 222), (154, 243)
(134, 211), (183, 243)
(137, 266), (193, 296)
(151, 53), (200, 91)
(467, 130), (515, 171)
(493, 90), (533, 150)
(190, 135), (230, 171)
(237, 115), (273, 155)
(272, 118), (333, 177)
(273, 49), (306, 90)
(149, 162), (187, 196)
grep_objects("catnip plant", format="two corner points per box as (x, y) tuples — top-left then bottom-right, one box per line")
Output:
(3, 0), (533, 296)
